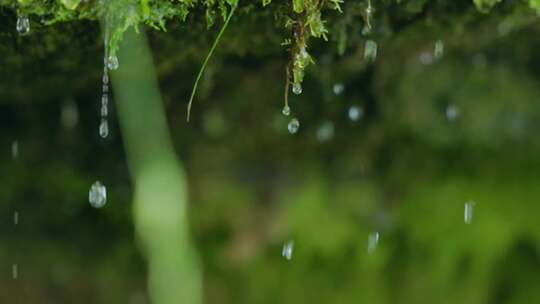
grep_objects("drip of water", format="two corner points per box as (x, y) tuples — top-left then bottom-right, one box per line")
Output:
(107, 55), (119, 70)
(316, 121), (334, 142)
(89, 181), (107, 208)
(99, 119), (109, 138)
(288, 118), (300, 134)
(292, 83), (302, 95)
(99, 29), (111, 138)
(464, 201), (475, 224)
(333, 83), (345, 95)
(14, 211), (18, 225)
(367, 231), (380, 254)
(282, 105), (291, 116)
(16, 15), (30, 35)
(12, 264), (18, 280)
(364, 40), (378, 62)
(282, 240), (294, 260)
(348, 105), (363, 122)
(11, 141), (18, 160)
(446, 104), (459, 121)
(434, 40), (444, 59)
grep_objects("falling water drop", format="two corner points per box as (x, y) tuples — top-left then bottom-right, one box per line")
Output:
(333, 83), (345, 95)
(364, 40), (378, 62)
(12, 264), (18, 280)
(367, 231), (380, 255)
(292, 83), (302, 95)
(282, 240), (294, 260)
(287, 118), (300, 134)
(11, 141), (18, 160)
(282, 105), (291, 116)
(99, 119), (109, 138)
(434, 40), (444, 59)
(16, 15), (30, 35)
(107, 55), (119, 70)
(348, 105), (363, 122)
(316, 121), (334, 142)
(89, 181), (107, 208)
(446, 104), (459, 121)
(464, 201), (475, 224)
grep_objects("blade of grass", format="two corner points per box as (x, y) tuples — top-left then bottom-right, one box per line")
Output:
(186, 1), (239, 122)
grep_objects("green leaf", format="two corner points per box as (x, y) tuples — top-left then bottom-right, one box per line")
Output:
(292, 0), (304, 13)
(60, 0), (80, 10)
(473, 0), (501, 13)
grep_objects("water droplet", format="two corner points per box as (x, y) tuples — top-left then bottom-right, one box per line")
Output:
(13, 211), (18, 225)
(287, 118), (300, 134)
(100, 104), (108, 117)
(292, 83), (302, 95)
(99, 119), (109, 138)
(282, 240), (294, 260)
(348, 105), (363, 122)
(107, 55), (119, 70)
(11, 141), (18, 160)
(446, 104), (459, 121)
(367, 231), (379, 254)
(16, 15), (30, 35)
(333, 83), (345, 95)
(282, 105), (291, 116)
(434, 40), (444, 59)
(364, 40), (378, 62)
(464, 201), (475, 224)
(316, 121), (334, 142)
(103, 84), (109, 93)
(419, 52), (433, 65)
(102, 73), (109, 85)
(12, 264), (18, 280)
(89, 181), (107, 208)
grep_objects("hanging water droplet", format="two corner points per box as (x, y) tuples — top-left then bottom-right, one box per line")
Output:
(348, 105), (363, 122)
(446, 104), (459, 121)
(287, 118), (300, 134)
(464, 201), (475, 224)
(367, 231), (379, 255)
(292, 83), (302, 95)
(103, 84), (109, 93)
(316, 121), (334, 142)
(11, 141), (18, 160)
(107, 55), (119, 70)
(89, 181), (107, 208)
(333, 83), (345, 95)
(99, 119), (109, 138)
(16, 15), (30, 35)
(282, 105), (291, 116)
(282, 240), (294, 260)
(364, 40), (378, 62)
(434, 40), (444, 60)
(102, 73), (109, 85)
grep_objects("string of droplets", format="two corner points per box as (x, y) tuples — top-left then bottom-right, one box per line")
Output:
(99, 29), (119, 138)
